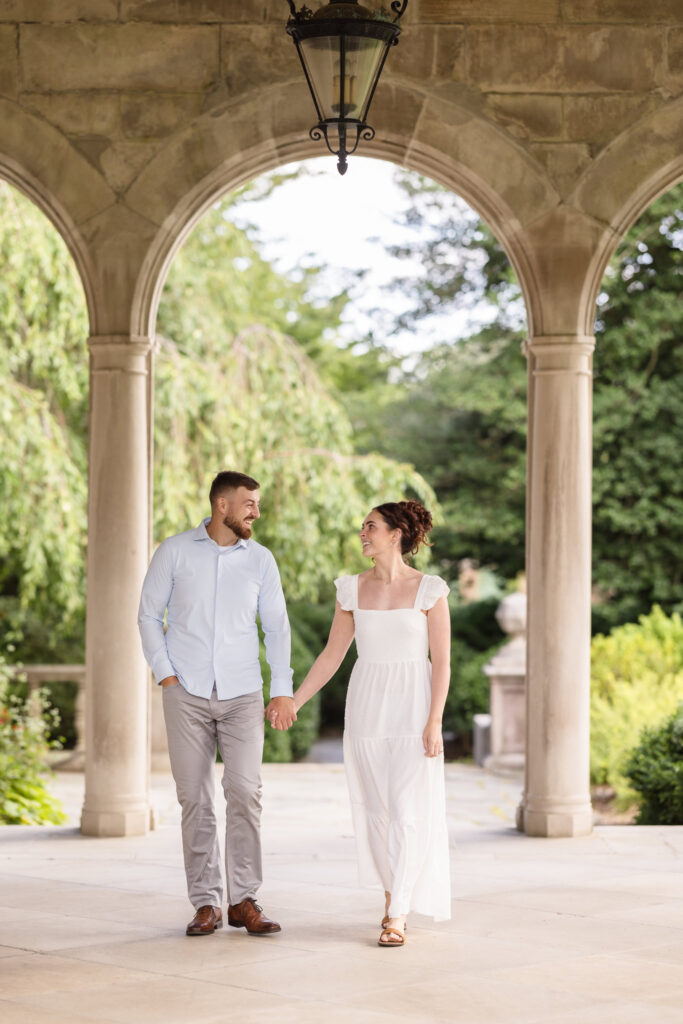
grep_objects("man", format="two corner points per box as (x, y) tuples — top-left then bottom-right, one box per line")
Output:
(138, 470), (296, 936)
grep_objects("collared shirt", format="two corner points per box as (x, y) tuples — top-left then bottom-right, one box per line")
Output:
(137, 518), (293, 700)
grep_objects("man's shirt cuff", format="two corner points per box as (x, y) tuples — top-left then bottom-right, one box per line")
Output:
(269, 673), (294, 699)
(152, 656), (175, 684)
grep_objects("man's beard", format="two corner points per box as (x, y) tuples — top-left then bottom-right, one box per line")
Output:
(223, 513), (253, 540)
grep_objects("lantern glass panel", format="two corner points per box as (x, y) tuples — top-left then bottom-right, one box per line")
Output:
(300, 33), (386, 121)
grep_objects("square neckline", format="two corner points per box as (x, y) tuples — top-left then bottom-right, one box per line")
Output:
(355, 572), (428, 612)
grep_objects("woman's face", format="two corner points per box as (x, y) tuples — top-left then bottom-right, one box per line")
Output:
(359, 510), (400, 559)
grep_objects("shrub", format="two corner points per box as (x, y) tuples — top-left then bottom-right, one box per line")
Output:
(0, 601), (85, 750)
(439, 597), (505, 753)
(623, 705), (683, 824)
(0, 656), (66, 824)
(443, 641), (501, 754)
(289, 598), (353, 730)
(451, 597), (505, 652)
(590, 606), (683, 801)
(261, 623), (320, 762)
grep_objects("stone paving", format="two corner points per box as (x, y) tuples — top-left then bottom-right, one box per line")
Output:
(1, 763), (683, 1024)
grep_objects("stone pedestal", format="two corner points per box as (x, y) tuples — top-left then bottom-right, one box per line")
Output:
(484, 591), (526, 776)
(81, 336), (153, 837)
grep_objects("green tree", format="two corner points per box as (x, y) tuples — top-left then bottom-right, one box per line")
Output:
(372, 173), (683, 622)
(384, 170), (520, 332)
(362, 327), (527, 580)
(156, 199), (437, 601)
(591, 187), (683, 624)
(0, 182), (89, 657)
(0, 175), (438, 735)
(1, 175), (440, 759)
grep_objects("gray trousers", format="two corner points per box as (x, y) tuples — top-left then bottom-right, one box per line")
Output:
(162, 682), (265, 910)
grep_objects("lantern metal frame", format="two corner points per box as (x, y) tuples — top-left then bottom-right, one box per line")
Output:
(286, 0), (408, 174)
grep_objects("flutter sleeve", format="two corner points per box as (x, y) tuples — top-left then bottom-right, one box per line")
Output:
(420, 575), (450, 610)
(334, 575), (356, 611)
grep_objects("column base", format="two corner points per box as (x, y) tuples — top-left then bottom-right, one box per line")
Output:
(81, 805), (150, 837)
(520, 796), (593, 837)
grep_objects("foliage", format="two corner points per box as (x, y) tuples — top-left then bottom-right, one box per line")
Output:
(352, 326), (527, 580)
(623, 704), (683, 825)
(0, 173), (439, 763)
(368, 173), (683, 622)
(591, 186), (683, 623)
(0, 182), (88, 650)
(451, 597), (507, 652)
(385, 170), (521, 331)
(261, 625), (320, 762)
(0, 654), (66, 824)
(440, 598), (506, 751)
(155, 199), (437, 602)
(0, 178), (435, 641)
(158, 197), (348, 368)
(590, 606), (683, 800)
(288, 596), (357, 730)
(444, 643), (500, 753)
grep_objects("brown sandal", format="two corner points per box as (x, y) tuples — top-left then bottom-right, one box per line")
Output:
(381, 916), (408, 930)
(378, 926), (406, 947)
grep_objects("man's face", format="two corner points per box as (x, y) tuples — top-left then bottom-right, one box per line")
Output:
(221, 487), (260, 540)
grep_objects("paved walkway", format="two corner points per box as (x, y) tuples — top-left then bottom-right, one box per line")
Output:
(2, 764), (683, 1024)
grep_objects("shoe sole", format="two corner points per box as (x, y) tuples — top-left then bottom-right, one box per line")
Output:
(228, 920), (281, 935)
(186, 921), (223, 936)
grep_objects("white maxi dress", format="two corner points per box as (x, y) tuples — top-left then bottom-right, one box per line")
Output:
(335, 573), (451, 921)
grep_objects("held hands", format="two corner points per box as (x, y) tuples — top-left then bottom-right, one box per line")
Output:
(422, 718), (444, 758)
(265, 696), (297, 732)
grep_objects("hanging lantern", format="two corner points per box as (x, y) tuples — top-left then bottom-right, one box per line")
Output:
(286, 1), (408, 175)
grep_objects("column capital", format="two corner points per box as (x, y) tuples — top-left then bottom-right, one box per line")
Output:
(526, 335), (595, 376)
(88, 334), (153, 374)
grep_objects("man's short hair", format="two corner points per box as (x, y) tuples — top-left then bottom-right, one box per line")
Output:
(209, 471), (260, 506)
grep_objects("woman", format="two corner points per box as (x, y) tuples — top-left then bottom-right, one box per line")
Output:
(292, 500), (451, 946)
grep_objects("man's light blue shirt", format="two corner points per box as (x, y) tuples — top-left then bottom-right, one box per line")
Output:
(138, 519), (293, 700)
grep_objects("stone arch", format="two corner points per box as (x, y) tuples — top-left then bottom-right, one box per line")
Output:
(570, 98), (683, 337)
(128, 82), (560, 339)
(0, 100), (115, 332)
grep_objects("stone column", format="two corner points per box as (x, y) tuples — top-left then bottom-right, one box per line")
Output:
(81, 336), (152, 837)
(519, 336), (595, 838)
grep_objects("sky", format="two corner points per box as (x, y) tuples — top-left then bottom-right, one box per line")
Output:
(229, 155), (496, 357)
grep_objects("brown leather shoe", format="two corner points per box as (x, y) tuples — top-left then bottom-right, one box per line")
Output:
(228, 897), (281, 935)
(186, 905), (223, 936)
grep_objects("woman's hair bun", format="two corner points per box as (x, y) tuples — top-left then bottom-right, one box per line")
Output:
(400, 499), (433, 534)
(374, 499), (433, 557)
